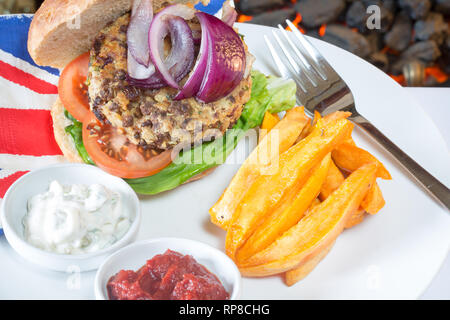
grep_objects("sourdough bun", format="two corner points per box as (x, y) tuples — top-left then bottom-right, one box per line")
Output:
(28, 0), (210, 69)
(50, 98), (84, 163)
(184, 167), (216, 184)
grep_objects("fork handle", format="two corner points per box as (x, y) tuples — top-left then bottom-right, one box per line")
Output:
(351, 113), (450, 211)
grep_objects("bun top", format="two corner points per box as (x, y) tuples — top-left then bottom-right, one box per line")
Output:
(28, 0), (210, 69)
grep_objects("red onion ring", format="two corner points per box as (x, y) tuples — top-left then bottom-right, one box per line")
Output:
(127, 49), (156, 80)
(127, 69), (166, 89)
(129, 16), (195, 89)
(191, 28), (202, 45)
(148, 5), (196, 89)
(175, 12), (245, 103)
(127, 0), (153, 67)
(128, 4), (195, 89)
(174, 13), (209, 100)
(196, 13), (245, 103)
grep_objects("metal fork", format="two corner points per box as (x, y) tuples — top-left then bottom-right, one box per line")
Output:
(264, 19), (450, 210)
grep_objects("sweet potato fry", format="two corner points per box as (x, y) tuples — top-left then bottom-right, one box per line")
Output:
(331, 141), (388, 217)
(344, 137), (357, 146)
(304, 198), (321, 218)
(360, 182), (385, 215)
(319, 160), (345, 201)
(344, 208), (367, 229)
(225, 118), (354, 259)
(238, 163), (377, 277)
(332, 142), (392, 180)
(323, 111), (352, 123)
(284, 240), (335, 286)
(209, 107), (309, 230)
(318, 160), (371, 228)
(322, 137), (386, 215)
(296, 111), (320, 142)
(259, 111), (280, 142)
(296, 111), (352, 143)
(236, 154), (331, 263)
(296, 120), (312, 142)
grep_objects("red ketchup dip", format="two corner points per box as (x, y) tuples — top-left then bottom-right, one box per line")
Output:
(107, 250), (230, 300)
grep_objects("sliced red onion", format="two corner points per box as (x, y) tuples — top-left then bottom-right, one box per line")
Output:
(127, 0), (153, 66)
(127, 0), (160, 84)
(129, 17), (195, 89)
(196, 13), (246, 103)
(127, 49), (155, 80)
(148, 5), (196, 89)
(127, 69), (166, 89)
(174, 14), (209, 100)
(191, 27), (202, 45)
(221, 0), (237, 27)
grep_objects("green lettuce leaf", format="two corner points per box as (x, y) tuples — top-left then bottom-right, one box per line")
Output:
(64, 110), (95, 165)
(265, 75), (297, 114)
(237, 71), (297, 129)
(126, 70), (297, 195)
(126, 128), (247, 195)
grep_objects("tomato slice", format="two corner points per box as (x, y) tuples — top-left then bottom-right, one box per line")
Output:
(82, 112), (173, 179)
(59, 52), (90, 122)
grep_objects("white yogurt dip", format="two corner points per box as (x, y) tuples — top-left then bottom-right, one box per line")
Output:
(23, 180), (131, 255)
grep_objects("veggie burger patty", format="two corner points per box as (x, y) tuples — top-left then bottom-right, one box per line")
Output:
(88, 13), (252, 151)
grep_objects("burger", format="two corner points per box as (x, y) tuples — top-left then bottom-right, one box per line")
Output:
(28, 0), (297, 195)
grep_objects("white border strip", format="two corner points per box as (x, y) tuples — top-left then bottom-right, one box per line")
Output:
(0, 154), (68, 171)
(0, 49), (60, 85)
(0, 168), (19, 180)
(0, 76), (57, 110)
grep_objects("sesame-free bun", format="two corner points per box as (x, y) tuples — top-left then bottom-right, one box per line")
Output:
(50, 98), (84, 163)
(28, 0), (210, 69)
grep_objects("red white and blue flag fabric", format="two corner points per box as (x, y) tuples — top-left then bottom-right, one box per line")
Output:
(0, 14), (63, 206)
(0, 1), (226, 231)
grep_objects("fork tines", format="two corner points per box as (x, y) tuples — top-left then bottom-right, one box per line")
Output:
(265, 19), (341, 109)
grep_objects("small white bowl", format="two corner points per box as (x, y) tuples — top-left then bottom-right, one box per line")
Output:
(95, 238), (241, 300)
(0, 163), (141, 272)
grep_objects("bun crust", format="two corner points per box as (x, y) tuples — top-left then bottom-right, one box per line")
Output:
(28, 0), (210, 69)
(184, 167), (216, 184)
(50, 98), (84, 163)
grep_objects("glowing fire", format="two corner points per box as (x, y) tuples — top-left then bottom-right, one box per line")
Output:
(235, 7), (448, 87)
(237, 14), (253, 23)
(390, 74), (405, 85)
(390, 66), (448, 85)
(381, 45), (448, 85)
(286, 13), (305, 34)
(318, 24), (327, 37)
(381, 46), (400, 56)
(426, 66), (448, 83)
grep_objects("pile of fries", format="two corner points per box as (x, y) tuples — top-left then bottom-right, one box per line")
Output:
(209, 107), (391, 286)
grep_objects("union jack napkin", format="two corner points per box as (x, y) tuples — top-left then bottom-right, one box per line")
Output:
(0, 14), (62, 207)
(0, 1), (227, 231)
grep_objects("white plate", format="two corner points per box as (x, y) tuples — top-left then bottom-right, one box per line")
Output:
(0, 23), (449, 299)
